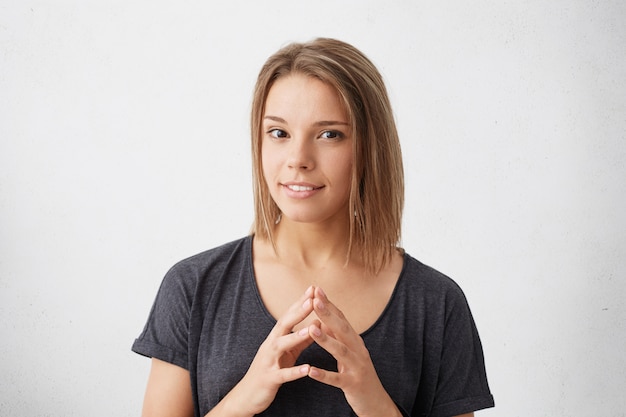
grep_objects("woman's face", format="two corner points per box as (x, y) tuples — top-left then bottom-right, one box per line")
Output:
(261, 73), (354, 226)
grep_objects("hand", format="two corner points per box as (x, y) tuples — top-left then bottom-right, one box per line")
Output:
(306, 287), (402, 417)
(214, 286), (315, 416)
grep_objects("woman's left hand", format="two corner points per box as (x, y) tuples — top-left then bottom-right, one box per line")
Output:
(306, 287), (403, 417)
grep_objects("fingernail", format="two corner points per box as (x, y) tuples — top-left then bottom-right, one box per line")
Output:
(312, 326), (321, 337)
(300, 365), (310, 374)
(317, 287), (326, 298)
(298, 328), (308, 336)
(309, 367), (320, 377)
(302, 298), (311, 309)
(316, 298), (325, 310)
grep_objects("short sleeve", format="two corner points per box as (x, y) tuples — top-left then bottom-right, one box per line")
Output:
(429, 284), (494, 417)
(132, 262), (196, 370)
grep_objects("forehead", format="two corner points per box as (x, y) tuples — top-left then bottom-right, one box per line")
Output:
(263, 74), (349, 122)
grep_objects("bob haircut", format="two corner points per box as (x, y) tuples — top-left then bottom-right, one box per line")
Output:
(250, 38), (404, 273)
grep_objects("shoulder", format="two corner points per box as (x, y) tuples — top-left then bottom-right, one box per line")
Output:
(397, 253), (472, 315)
(158, 236), (252, 299)
(401, 253), (466, 295)
(396, 254), (495, 416)
(168, 236), (251, 275)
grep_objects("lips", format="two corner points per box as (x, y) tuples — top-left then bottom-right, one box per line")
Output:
(281, 182), (324, 198)
(286, 184), (317, 191)
(282, 181), (323, 190)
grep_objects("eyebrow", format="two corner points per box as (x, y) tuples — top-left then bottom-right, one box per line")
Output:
(263, 115), (350, 127)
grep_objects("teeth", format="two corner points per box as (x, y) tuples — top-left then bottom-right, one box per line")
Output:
(287, 185), (315, 191)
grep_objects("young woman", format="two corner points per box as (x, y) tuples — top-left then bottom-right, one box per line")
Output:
(133, 38), (494, 417)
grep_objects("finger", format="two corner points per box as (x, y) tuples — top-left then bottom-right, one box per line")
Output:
(307, 322), (353, 364)
(271, 286), (315, 336)
(275, 364), (311, 384)
(313, 287), (359, 345)
(307, 365), (342, 388)
(271, 326), (315, 355)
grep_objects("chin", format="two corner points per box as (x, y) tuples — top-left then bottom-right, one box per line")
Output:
(279, 207), (348, 226)
(280, 212), (321, 224)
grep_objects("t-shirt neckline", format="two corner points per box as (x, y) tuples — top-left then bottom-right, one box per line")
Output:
(243, 234), (409, 338)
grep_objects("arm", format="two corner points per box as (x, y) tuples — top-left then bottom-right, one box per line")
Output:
(141, 358), (194, 417)
(206, 286), (315, 416)
(305, 287), (402, 417)
(142, 287), (316, 417)
(306, 288), (478, 417)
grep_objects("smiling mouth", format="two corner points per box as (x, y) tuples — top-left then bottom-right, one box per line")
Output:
(283, 184), (324, 192)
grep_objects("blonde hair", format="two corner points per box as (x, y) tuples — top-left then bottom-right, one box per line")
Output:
(250, 38), (404, 273)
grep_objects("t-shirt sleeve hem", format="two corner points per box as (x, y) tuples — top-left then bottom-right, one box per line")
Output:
(430, 394), (495, 417)
(131, 338), (188, 371)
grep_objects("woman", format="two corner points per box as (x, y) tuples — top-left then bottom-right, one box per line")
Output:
(133, 38), (494, 417)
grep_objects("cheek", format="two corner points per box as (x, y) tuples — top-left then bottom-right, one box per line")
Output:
(260, 143), (275, 179)
(330, 149), (354, 189)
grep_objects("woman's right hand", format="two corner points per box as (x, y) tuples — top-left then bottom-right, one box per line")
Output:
(207, 286), (316, 416)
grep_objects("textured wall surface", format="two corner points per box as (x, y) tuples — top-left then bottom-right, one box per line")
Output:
(1, 1), (625, 415)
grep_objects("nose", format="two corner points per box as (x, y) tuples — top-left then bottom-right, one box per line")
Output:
(287, 136), (315, 170)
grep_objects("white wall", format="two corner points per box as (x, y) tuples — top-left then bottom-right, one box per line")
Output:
(1, 1), (625, 416)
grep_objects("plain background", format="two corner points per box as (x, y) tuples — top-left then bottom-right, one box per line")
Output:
(1, 1), (625, 416)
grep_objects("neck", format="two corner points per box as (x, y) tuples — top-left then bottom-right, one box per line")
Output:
(272, 216), (353, 270)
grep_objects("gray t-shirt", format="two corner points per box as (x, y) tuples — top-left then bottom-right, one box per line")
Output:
(132, 236), (494, 416)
